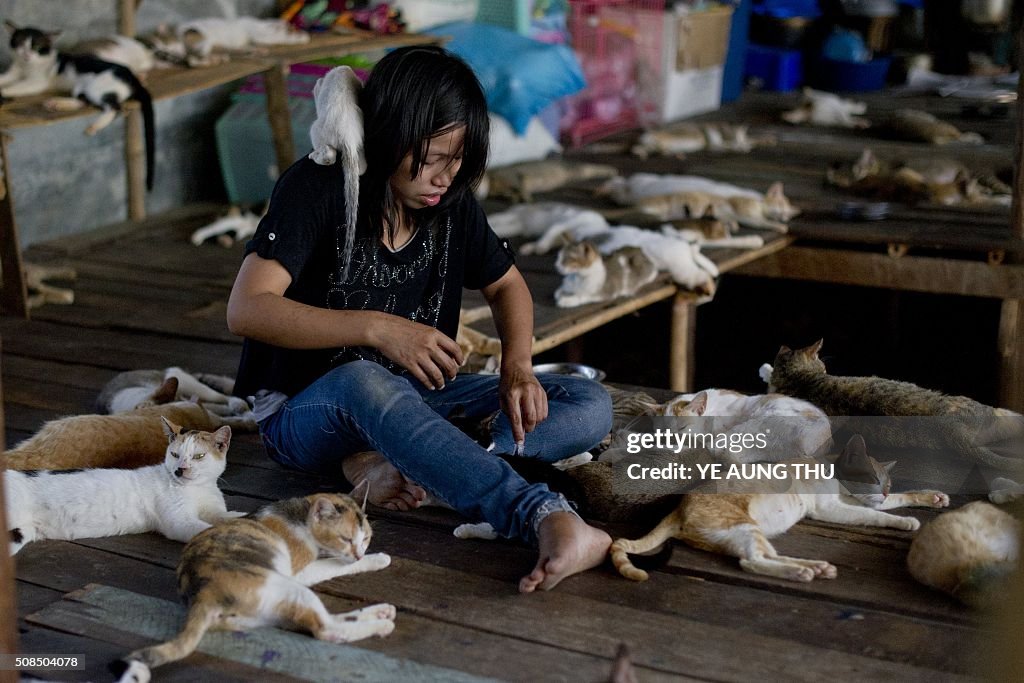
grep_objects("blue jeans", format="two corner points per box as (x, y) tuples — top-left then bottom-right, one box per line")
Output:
(259, 361), (612, 543)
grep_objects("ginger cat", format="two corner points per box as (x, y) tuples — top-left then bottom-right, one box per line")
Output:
(611, 435), (949, 582)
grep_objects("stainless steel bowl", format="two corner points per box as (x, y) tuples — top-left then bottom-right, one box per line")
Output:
(532, 362), (607, 382)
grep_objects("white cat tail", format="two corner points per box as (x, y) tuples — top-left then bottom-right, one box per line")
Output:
(112, 601), (221, 682)
(759, 363), (773, 385)
(308, 66), (365, 280)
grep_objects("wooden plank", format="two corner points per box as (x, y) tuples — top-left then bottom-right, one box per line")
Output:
(263, 63), (296, 175)
(124, 103), (146, 221)
(30, 584), (496, 683)
(0, 134), (28, 318)
(731, 246), (1024, 299)
(669, 291), (697, 392)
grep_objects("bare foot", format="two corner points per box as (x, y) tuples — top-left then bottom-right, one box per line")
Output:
(519, 511), (611, 593)
(341, 451), (427, 511)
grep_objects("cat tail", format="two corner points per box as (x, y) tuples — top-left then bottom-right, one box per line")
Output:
(126, 72), (156, 191)
(610, 513), (681, 581)
(110, 600), (221, 683)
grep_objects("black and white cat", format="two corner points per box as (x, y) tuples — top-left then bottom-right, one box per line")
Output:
(0, 23), (155, 189)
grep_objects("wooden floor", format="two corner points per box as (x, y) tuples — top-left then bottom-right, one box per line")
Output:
(2, 87), (1016, 681)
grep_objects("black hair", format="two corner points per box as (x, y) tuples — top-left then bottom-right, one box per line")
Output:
(359, 45), (489, 243)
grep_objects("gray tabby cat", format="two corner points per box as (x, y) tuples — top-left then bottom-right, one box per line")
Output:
(764, 339), (1024, 473)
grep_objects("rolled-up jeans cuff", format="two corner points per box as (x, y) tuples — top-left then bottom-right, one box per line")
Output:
(531, 493), (579, 539)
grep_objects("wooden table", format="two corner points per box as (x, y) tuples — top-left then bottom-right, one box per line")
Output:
(463, 232), (793, 392)
(0, 30), (441, 319)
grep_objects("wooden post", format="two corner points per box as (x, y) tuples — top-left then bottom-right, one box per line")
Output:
(263, 64), (296, 177)
(0, 134), (28, 319)
(0, 342), (21, 682)
(669, 290), (697, 392)
(118, 0), (136, 37)
(124, 103), (146, 221)
(999, 24), (1024, 412)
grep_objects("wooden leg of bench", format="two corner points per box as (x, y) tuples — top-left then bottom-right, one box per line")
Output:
(998, 298), (1024, 412)
(264, 63), (295, 175)
(0, 133), (28, 318)
(670, 290), (696, 392)
(125, 103), (146, 221)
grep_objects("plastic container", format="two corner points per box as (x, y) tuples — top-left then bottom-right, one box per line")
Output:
(744, 43), (803, 91)
(476, 0), (532, 35)
(815, 55), (891, 91)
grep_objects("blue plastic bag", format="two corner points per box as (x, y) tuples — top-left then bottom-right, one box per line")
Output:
(426, 21), (586, 135)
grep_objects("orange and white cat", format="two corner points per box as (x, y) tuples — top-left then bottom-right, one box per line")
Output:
(611, 435), (949, 582)
(113, 492), (395, 683)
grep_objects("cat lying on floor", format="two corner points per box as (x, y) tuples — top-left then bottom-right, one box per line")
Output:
(112, 491), (394, 683)
(7, 419), (243, 554)
(611, 435), (948, 582)
(781, 88), (871, 129)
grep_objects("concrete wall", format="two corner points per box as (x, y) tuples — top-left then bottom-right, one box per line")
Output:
(0, 0), (279, 246)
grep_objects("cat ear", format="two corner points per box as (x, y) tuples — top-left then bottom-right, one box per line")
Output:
(350, 478), (371, 511)
(310, 495), (338, 522)
(765, 182), (784, 199)
(4, 20), (19, 33)
(152, 376), (179, 405)
(804, 339), (824, 357)
(880, 460), (897, 473)
(160, 416), (181, 441)
(844, 433), (867, 458)
(689, 391), (708, 416)
(212, 425), (232, 453)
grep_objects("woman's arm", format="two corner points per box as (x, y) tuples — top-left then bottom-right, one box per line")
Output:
(227, 253), (463, 389)
(482, 265), (548, 445)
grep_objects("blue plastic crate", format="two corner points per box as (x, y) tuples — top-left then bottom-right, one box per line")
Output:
(745, 42), (803, 91)
(215, 94), (317, 205)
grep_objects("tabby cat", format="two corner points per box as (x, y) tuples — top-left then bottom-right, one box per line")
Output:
(907, 501), (1020, 608)
(112, 492), (395, 683)
(7, 378), (255, 471)
(554, 241), (659, 308)
(611, 435), (949, 582)
(484, 160), (619, 202)
(763, 339), (1024, 473)
(7, 419), (241, 554)
(0, 23), (156, 189)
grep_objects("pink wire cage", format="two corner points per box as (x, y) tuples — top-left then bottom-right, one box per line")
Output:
(564, 0), (666, 147)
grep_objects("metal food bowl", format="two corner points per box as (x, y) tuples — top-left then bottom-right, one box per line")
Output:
(532, 362), (607, 382)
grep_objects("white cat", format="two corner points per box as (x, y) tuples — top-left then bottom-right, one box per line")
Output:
(97, 366), (251, 421)
(662, 388), (834, 462)
(190, 206), (263, 247)
(177, 17), (310, 61)
(488, 202), (608, 241)
(6, 419), (243, 554)
(781, 87), (871, 129)
(307, 65), (366, 279)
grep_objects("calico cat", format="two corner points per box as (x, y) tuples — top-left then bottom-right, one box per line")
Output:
(484, 160), (620, 202)
(611, 435), (949, 582)
(781, 88), (870, 129)
(763, 339), (1024, 473)
(907, 501), (1020, 608)
(826, 148), (1011, 207)
(6, 419), (242, 554)
(96, 367), (250, 417)
(307, 65), (366, 280)
(599, 173), (799, 232)
(112, 492), (395, 683)
(554, 241), (660, 308)
(0, 23), (156, 190)
(6, 385), (255, 471)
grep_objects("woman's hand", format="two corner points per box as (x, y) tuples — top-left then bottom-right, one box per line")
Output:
(372, 316), (464, 390)
(500, 361), (548, 447)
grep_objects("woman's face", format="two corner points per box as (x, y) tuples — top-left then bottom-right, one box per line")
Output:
(390, 125), (465, 210)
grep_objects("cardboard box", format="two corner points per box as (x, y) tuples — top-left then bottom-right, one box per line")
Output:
(675, 5), (734, 71)
(656, 5), (733, 123)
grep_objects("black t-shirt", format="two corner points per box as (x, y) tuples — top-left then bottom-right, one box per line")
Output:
(233, 157), (514, 398)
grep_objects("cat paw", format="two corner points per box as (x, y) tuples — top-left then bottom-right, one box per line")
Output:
(372, 618), (396, 637)
(923, 491), (949, 508)
(788, 566), (816, 582)
(814, 562), (838, 579)
(897, 516), (921, 532)
(361, 552), (391, 570)
(356, 603), (397, 621)
(454, 522), (498, 540)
